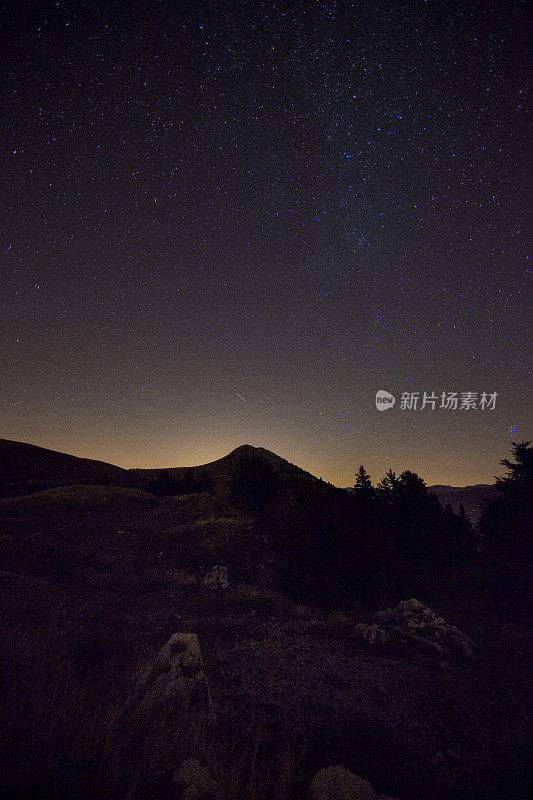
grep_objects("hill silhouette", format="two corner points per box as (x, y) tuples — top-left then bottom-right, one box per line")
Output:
(0, 438), (128, 495)
(131, 443), (315, 493)
(0, 439), (317, 497)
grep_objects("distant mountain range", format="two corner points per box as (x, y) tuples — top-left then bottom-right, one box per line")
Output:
(346, 479), (498, 520)
(428, 484), (498, 521)
(0, 439), (497, 517)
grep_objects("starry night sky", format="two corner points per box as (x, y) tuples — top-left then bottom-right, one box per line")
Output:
(1, 0), (531, 486)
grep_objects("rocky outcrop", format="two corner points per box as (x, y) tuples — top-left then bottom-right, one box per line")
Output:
(121, 633), (215, 729)
(354, 598), (475, 662)
(309, 765), (398, 800)
(202, 565), (229, 590)
(119, 634), (216, 800)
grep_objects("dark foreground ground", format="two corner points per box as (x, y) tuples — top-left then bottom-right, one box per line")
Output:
(0, 486), (531, 799)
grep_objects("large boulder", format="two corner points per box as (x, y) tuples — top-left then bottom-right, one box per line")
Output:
(121, 633), (215, 727)
(119, 635), (215, 800)
(202, 565), (229, 590)
(310, 765), (377, 799)
(309, 765), (399, 800)
(354, 598), (475, 662)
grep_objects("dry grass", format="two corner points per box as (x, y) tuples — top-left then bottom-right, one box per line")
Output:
(0, 607), (300, 800)
(0, 617), (141, 799)
(236, 583), (314, 618)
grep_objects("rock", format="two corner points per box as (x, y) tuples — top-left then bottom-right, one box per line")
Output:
(428, 747), (473, 795)
(118, 635), (216, 800)
(202, 565), (229, 590)
(258, 558), (281, 587)
(353, 623), (389, 646)
(354, 598), (475, 662)
(174, 758), (217, 800)
(123, 770), (174, 800)
(121, 633), (215, 727)
(309, 765), (378, 800)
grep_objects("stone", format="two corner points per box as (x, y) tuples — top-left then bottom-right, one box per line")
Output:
(121, 633), (215, 727)
(118, 635), (216, 800)
(258, 558), (281, 587)
(122, 770), (174, 800)
(174, 759), (217, 800)
(354, 598), (475, 662)
(202, 565), (229, 590)
(353, 623), (389, 646)
(309, 765), (378, 800)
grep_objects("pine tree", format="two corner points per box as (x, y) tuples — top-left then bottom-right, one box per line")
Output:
(354, 465), (373, 491)
(478, 442), (532, 615)
(479, 441), (532, 561)
(376, 468), (399, 499)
